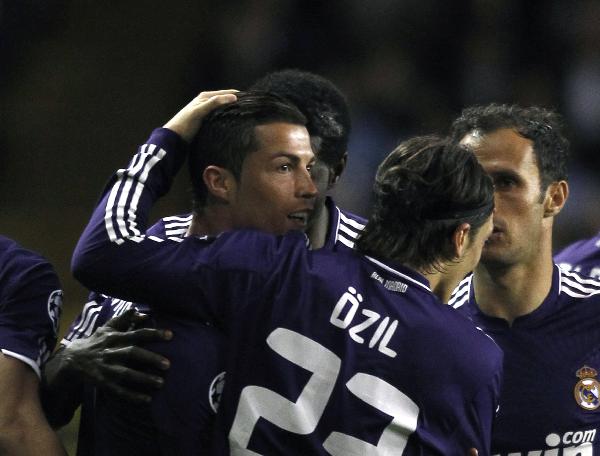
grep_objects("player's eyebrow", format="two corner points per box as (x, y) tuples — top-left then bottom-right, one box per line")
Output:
(271, 152), (314, 164)
(488, 169), (523, 184)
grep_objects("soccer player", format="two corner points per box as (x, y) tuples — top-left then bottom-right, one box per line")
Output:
(71, 90), (502, 454)
(555, 231), (600, 279)
(46, 89), (317, 454)
(0, 235), (65, 455)
(45, 71), (366, 454)
(251, 69), (355, 250)
(448, 104), (600, 455)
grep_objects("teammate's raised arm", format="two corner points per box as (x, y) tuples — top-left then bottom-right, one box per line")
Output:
(72, 91), (312, 318)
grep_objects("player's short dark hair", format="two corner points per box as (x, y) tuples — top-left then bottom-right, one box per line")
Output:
(189, 91), (306, 211)
(356, 136), (494, 272)
(449, 104), (569, 192)
(250, 69), (351, 167)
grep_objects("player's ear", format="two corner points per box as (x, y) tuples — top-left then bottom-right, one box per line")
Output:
(451, 223), (471, 259)
(543, 180), (568, 218)
(328, 152), (347, 188)
(203, 166), (236, 202)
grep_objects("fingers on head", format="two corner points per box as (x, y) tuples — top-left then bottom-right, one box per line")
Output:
(196, 90), (238, 108)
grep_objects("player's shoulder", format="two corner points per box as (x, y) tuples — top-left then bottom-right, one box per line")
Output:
(555, 232), (600, 262)
(0, 236), (59, 294)
(216, 228), (307, 247)
(555, 233), (600, 279)
(557, 265), (600, 301)
(0, 235), (17, 254)
(200, 229), (309, 272)
(327, 198), (367, 251)
(148, 213), (193, 238)
(447, 274), (473, 310)
(443, 318), (502, 384)
(0, 235), (47, 268)
(338, 207), (367, 228)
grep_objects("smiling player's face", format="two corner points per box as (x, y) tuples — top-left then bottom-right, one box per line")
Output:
(228, 122), (318, 235)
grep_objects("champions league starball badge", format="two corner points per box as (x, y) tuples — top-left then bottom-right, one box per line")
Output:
(209, 371), (226, 413)
(574, 366), (600, 410)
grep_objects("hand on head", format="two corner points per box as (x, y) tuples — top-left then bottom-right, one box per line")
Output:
(164, 89), (238, 143)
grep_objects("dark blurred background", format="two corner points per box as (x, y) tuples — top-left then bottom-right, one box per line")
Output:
(1, 0), (599, 451)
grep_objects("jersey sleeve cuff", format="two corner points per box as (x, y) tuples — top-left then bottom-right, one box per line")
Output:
(149, 128), (190, 153)
(1, 349), (41, 379)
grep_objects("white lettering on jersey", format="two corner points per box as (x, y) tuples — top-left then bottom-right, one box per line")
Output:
(330, 287), (397, 358)
(494, 428), (596, 455)
(370, 271), (384, 284)
(384, 280), (408, 293)
(229, 328), (419, 455)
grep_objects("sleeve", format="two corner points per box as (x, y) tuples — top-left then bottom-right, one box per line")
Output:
(71, 127), (197, 309)
(0, 250), (63, 378)
(63, 210), (190, 347)
(60, 292), (110, 347)
(71, 127), (291, 323)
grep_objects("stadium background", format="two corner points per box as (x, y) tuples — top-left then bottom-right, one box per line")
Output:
(1, 1), (599, 452)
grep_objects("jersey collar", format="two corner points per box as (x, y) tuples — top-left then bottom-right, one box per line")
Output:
(469, 265), (561, 329)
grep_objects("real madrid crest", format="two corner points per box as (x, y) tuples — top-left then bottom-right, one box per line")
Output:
(574, 366), (600, 410)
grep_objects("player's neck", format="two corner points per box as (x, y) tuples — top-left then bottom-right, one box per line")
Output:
(422, 265), (470, 304)
(473, 251), (554, 325)
(186, 207), (234, 237)
(306, 202), (329, 249)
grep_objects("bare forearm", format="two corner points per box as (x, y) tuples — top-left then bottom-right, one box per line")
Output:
(0, 419), (66, 456)
(0, 356), (66, 455)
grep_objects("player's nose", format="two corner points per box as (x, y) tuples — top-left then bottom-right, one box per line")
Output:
(298, 167), (318, 199)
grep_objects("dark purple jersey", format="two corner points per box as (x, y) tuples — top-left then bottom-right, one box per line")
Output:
(0, 235), (62, 377)
(142, 199), (367, 454)
(450, 267), (600, 455)
(72, 128), (503, 455)
(65, 200), (366, 455)
(63, 159), (366, 454)
(555, 232), (600, 280)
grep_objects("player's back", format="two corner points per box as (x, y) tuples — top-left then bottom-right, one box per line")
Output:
(208, 231), (503, 455)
